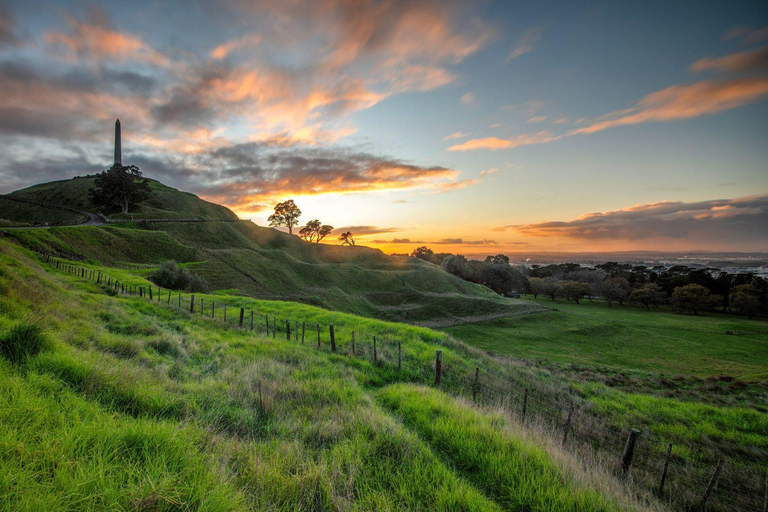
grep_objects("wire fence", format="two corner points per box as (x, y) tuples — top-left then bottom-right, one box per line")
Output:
(42, 254), (768, 512)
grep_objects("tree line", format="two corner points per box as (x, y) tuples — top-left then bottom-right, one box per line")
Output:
(410, 250), (767, 319)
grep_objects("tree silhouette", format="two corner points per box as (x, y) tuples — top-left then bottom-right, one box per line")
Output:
(410, 246), (435, 262)
(268, 199), (302, 234)
(299, 219), (334, 243)
(339, 231), (356, 246)
(89, 164), (153, 214)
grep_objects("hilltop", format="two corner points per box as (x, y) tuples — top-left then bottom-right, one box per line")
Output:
(0, 176), (538, 325)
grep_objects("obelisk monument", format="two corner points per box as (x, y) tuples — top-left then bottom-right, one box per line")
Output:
(114, 118), (122, 166)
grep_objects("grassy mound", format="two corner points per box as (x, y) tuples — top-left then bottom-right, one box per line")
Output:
(0, 323), (48, 364)
(5, 176), (238, 221)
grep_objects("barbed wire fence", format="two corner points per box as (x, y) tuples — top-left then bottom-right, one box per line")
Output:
(41, 253), (768, 512)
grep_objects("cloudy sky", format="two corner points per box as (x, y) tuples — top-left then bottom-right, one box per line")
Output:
(1, 0), (767, 253)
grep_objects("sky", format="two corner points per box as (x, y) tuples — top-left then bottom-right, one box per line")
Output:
(1, 0), (767, 254)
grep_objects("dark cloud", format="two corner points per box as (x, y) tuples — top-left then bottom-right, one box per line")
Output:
(505, 196), (768, 249)
(0, 6), (17, 46)
(433, 238), (498, 245)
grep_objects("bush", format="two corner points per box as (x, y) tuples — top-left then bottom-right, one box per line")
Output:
(0, 324), (49, 364)
(148, 261), (209, 293)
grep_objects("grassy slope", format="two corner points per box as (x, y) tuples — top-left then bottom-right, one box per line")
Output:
(6, 176), (238, 221)
(0, 197), (86, 226)
(0, 241), (644, 511)
(443, 297), (768, 380)
(3, 222), (538, 324)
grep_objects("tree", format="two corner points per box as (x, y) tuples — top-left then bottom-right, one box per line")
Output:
(410, 246), (435, 263)
(89, 164), (153, 214)
(441, 255), (471, 280)
(542, 278), (561, 301)
(299, 219), (334, 243)
(529, 277), (546, 299)
(484, 254), (510, 265)
(731, 284), (761, 319)
(597, 276), (631, 307)
(268, 199), (302, 234)
(628, 283), (665, 311)
(557, 281), (590, 304)
(671, 284), (710, 315)
(339, 231), (356, 246)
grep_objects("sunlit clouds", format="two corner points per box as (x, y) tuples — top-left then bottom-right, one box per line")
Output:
(0, 1), (766, 253)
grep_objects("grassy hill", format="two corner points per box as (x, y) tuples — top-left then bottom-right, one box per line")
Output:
(4, 176), (238, 221)
(1, 176), (534, 325)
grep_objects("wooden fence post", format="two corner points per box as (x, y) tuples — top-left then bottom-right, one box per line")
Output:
(301, 322), (305, 343)
(435, 349), (442, 385)
(700, 460), (724, 508)
(621, 429), (641, 475)
(398, 341), (402, 371)
(286, 319), (291, 340)
(265, 315), (269, 335)
(190, 295), (195, 313)
(561, 406), (574, 446)
(330, 324), (336, 352)
(373, 337), (377, 362)
(240, 307), (245, 328)
(149, 286), (153, 300)
(251, 311), (254, 331)
(472, 367), (480, 401)
(212, 302), (215, 319)
(272, 317), (276, 338)
(351, 331), (355, 355)
(316, 323), (320, 347)
(521, 388), (528, 424)
(97, 271), (101, 283)
(224, 304), (227, 322)
(657, 443), (673, 496)
(178, 293), (181, 308)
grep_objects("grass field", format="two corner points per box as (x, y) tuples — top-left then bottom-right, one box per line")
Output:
(0, 196), (86, 226)
(443, 297), (768, 380)
(0, 240), (656, 511)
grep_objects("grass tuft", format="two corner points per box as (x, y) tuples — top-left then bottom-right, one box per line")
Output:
(0, 323), (48, 363)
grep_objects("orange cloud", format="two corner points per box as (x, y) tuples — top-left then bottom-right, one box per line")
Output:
(45, 8), (168, 66)
(570, 77), (768, 135)
(448, 131), (560, 151)
(210, 34), (262, 59)
(502, 195), (768, 249)
(690, 46), (768, 73)
(508, 25), (547, 61)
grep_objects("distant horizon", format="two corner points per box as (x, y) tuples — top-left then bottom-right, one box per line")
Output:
(0, 1), (766, 252)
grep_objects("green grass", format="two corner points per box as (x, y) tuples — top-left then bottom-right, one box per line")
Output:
(6, 176), (238, 221)
(4, 220), (538, 324)
(0, 196), (85, 225)
(2, 241), (641, 511)
(443, 297), (768, 380)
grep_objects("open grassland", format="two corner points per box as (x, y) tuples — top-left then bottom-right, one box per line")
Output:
(2, 221), (538, 324)
(443, 297), (768, 380)
(2, 243), (767, 509)
(0, 241), (657, 511)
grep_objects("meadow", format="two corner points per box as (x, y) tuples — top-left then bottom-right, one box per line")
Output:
(2, 240), (767, 510)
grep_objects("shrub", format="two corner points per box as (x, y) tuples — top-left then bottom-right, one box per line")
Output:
(0, 324), (49, 363)
(148, 261), (209, 293)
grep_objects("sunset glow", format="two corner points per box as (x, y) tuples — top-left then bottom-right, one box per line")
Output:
(1, 1), (766, 253)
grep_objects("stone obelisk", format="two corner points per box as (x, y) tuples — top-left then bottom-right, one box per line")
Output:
(114, 118), (122, 166)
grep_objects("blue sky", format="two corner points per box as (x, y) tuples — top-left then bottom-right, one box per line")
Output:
(1, 0), (766, 253)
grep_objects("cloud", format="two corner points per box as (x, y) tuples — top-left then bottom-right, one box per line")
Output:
(570, 77), (768, 135)
(333, 225), (402, 236)
(370, 237), (497, 245)
(690, 46), (768, 73)
(479, 168), (498, 176)
(45, 7), (169, 66)
(723, 25), (768, 45)
(460, 92), (475, 105)
(210, 34), (262, 59)
(371, 238), (423, 244)
(508, 24), (547, 61)
(0, 5), (18, 46)
(443, 131), (470, 140)
(527, 116), (547, 123)
(504, 195), (768, 248)
(448, 131), (560, 151)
